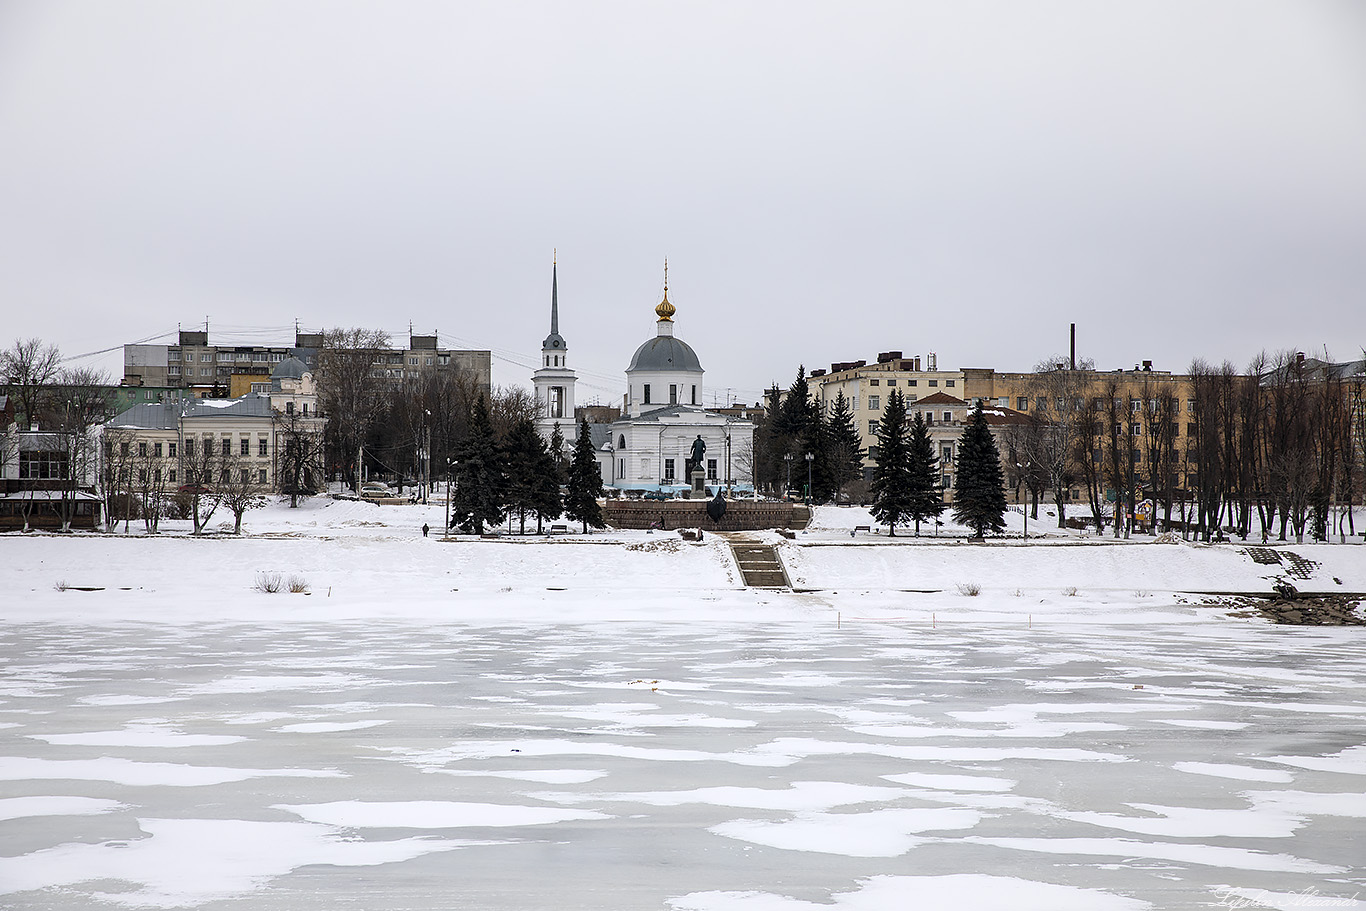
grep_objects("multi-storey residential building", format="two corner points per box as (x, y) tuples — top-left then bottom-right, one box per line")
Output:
(123, 330), (492, 398)
(807, 350), (964, 480)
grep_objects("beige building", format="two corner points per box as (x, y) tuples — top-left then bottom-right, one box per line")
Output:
(104, 357), (326, 494)
(807, 350), (964, 479)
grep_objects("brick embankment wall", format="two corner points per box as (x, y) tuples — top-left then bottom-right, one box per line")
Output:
(603, 500), (799, 531)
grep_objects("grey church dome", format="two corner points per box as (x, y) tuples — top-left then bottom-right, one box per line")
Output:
(271, 357), (307, 380)
(627, 335), (703, 373)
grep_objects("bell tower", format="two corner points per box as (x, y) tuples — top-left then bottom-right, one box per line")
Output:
(532, 255), (577, 441)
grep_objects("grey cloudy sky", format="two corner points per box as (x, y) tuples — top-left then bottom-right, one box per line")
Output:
(2, 1), (1363, 406)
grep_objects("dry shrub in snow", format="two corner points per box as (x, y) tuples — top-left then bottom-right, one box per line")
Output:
(1063, 586), (1078, 597)
(287, 575), (311, 594)
(254, 572), (283, 593)
(957, 582), (981, 597)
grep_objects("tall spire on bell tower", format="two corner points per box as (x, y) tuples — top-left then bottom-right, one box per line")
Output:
(533, 253), (576, 432)
(542, 250), (566, 354)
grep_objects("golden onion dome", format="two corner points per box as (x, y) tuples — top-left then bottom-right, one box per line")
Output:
(655, 289), (675, 322)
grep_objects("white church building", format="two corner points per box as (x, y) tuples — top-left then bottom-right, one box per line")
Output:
(532, 263), (754, 492)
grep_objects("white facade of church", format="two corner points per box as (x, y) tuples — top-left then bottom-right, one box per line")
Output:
(532, 264), (754, 492)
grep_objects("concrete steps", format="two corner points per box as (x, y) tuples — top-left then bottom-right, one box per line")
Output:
(728, 541), (791, 589)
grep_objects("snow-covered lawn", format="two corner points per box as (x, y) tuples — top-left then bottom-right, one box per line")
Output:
(2, 499), (1363, 909)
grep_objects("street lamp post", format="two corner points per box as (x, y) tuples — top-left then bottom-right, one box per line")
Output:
(784, 452), (793, 497)
(1016, 461), (1030, 541)
(805, 452), (814, 505)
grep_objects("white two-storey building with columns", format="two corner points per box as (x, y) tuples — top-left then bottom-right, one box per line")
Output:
(532, 263), (753, 492)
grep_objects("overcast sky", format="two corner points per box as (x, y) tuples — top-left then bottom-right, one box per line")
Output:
(2, 1), (1363, 406)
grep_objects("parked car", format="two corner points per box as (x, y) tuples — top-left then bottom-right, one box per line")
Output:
(360, 482), (391, 500)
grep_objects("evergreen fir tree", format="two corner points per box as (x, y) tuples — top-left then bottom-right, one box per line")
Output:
(533, 432), (563, 534)
(564, 418), (605, 533)
(503, 417), (545, 535)
(827, 389), (864, 501)
(906, 411), (945, 535)
(953, 403), (1008, 538)
(548, 423), (567, 472)
(870, 390), (913, 535)
(799, 407), (836, 503)
(449, 395), (506, 534)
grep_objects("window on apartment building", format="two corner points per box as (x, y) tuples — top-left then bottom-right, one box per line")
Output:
(1187, 399), (1196, 412)
(669, 384), (677, 405)
(1131, 424), (1141, 436)
(183, 438), (194, 457)
(1130, 400), (1141, 413)
(928, 380), (938, 387)
(153, 442), (162, 457)
(867, 445), (880, 460)
(868, 379), (879, 386)
(240, 438), (250, 456)
(409, 357), (418, 366)
(643, 384), (652, 405)
(707, 459), (717, 480)
(137, 469), (147, 484)
(259, 469), (268, 484)
(258, 438), (268, 457)
(169, 366), (181, 376)
(941, 444), (954, 462)
(426, 357), (433, 366)
(907, 379), (917, 386)
(239, 468), (250, 484)
(887, 379), (896, 386)
(850, 395), (858, 411)
(869, 395), (880, 410)
(945, 380), (955, 387)
(943, 411), (952, 423)
(868, 420), (880, 434)
(907, 394), (917, 402)
(169, 469), (178, 483)
(1187, 423), (1197, 437)
(200, 353), (211, 362)
(137, 442), (147, 457)
(204, 437), (214, 457)
(168, 442), (177, 457)
(286, 401), (295, 414)
(997, 397), (1008, 407)
(169, 350), (180, 361)
(942, 474), (952, 492)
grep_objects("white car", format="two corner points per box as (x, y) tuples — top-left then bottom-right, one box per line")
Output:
(359, 483), (391, 500)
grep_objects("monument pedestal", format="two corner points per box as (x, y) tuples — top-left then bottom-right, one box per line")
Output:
(691, 468), (707, 498)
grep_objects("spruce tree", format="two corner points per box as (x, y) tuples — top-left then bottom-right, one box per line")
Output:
(450, 395), (506, 534)
(827, 389), (864, 502)
(564, 418), (605, 533)
(533, 432), (563, 534)
(548, 423), (567, 472)
(906, 411), (945, 535)
(503, 417), (545, 535)
(870, 390), (913, 535)
(953, 403), (1008, 538)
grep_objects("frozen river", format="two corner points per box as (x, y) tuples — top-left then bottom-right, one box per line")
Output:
(3, 616), (1363, 909)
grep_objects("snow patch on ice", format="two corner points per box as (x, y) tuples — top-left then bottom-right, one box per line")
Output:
(881, 772), (1015, 792)
(0, 756), (343, 787)
(0, 795), (124, 821)
(1174, 762), (1294, 783)
(30, 727), (247, 748)
(0, 817), (474, 908)
(670, 874), (1152, 910)
(274, 800), (609, 828)
(275, 720), (389, 733)
(711, 808), (982, 856)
